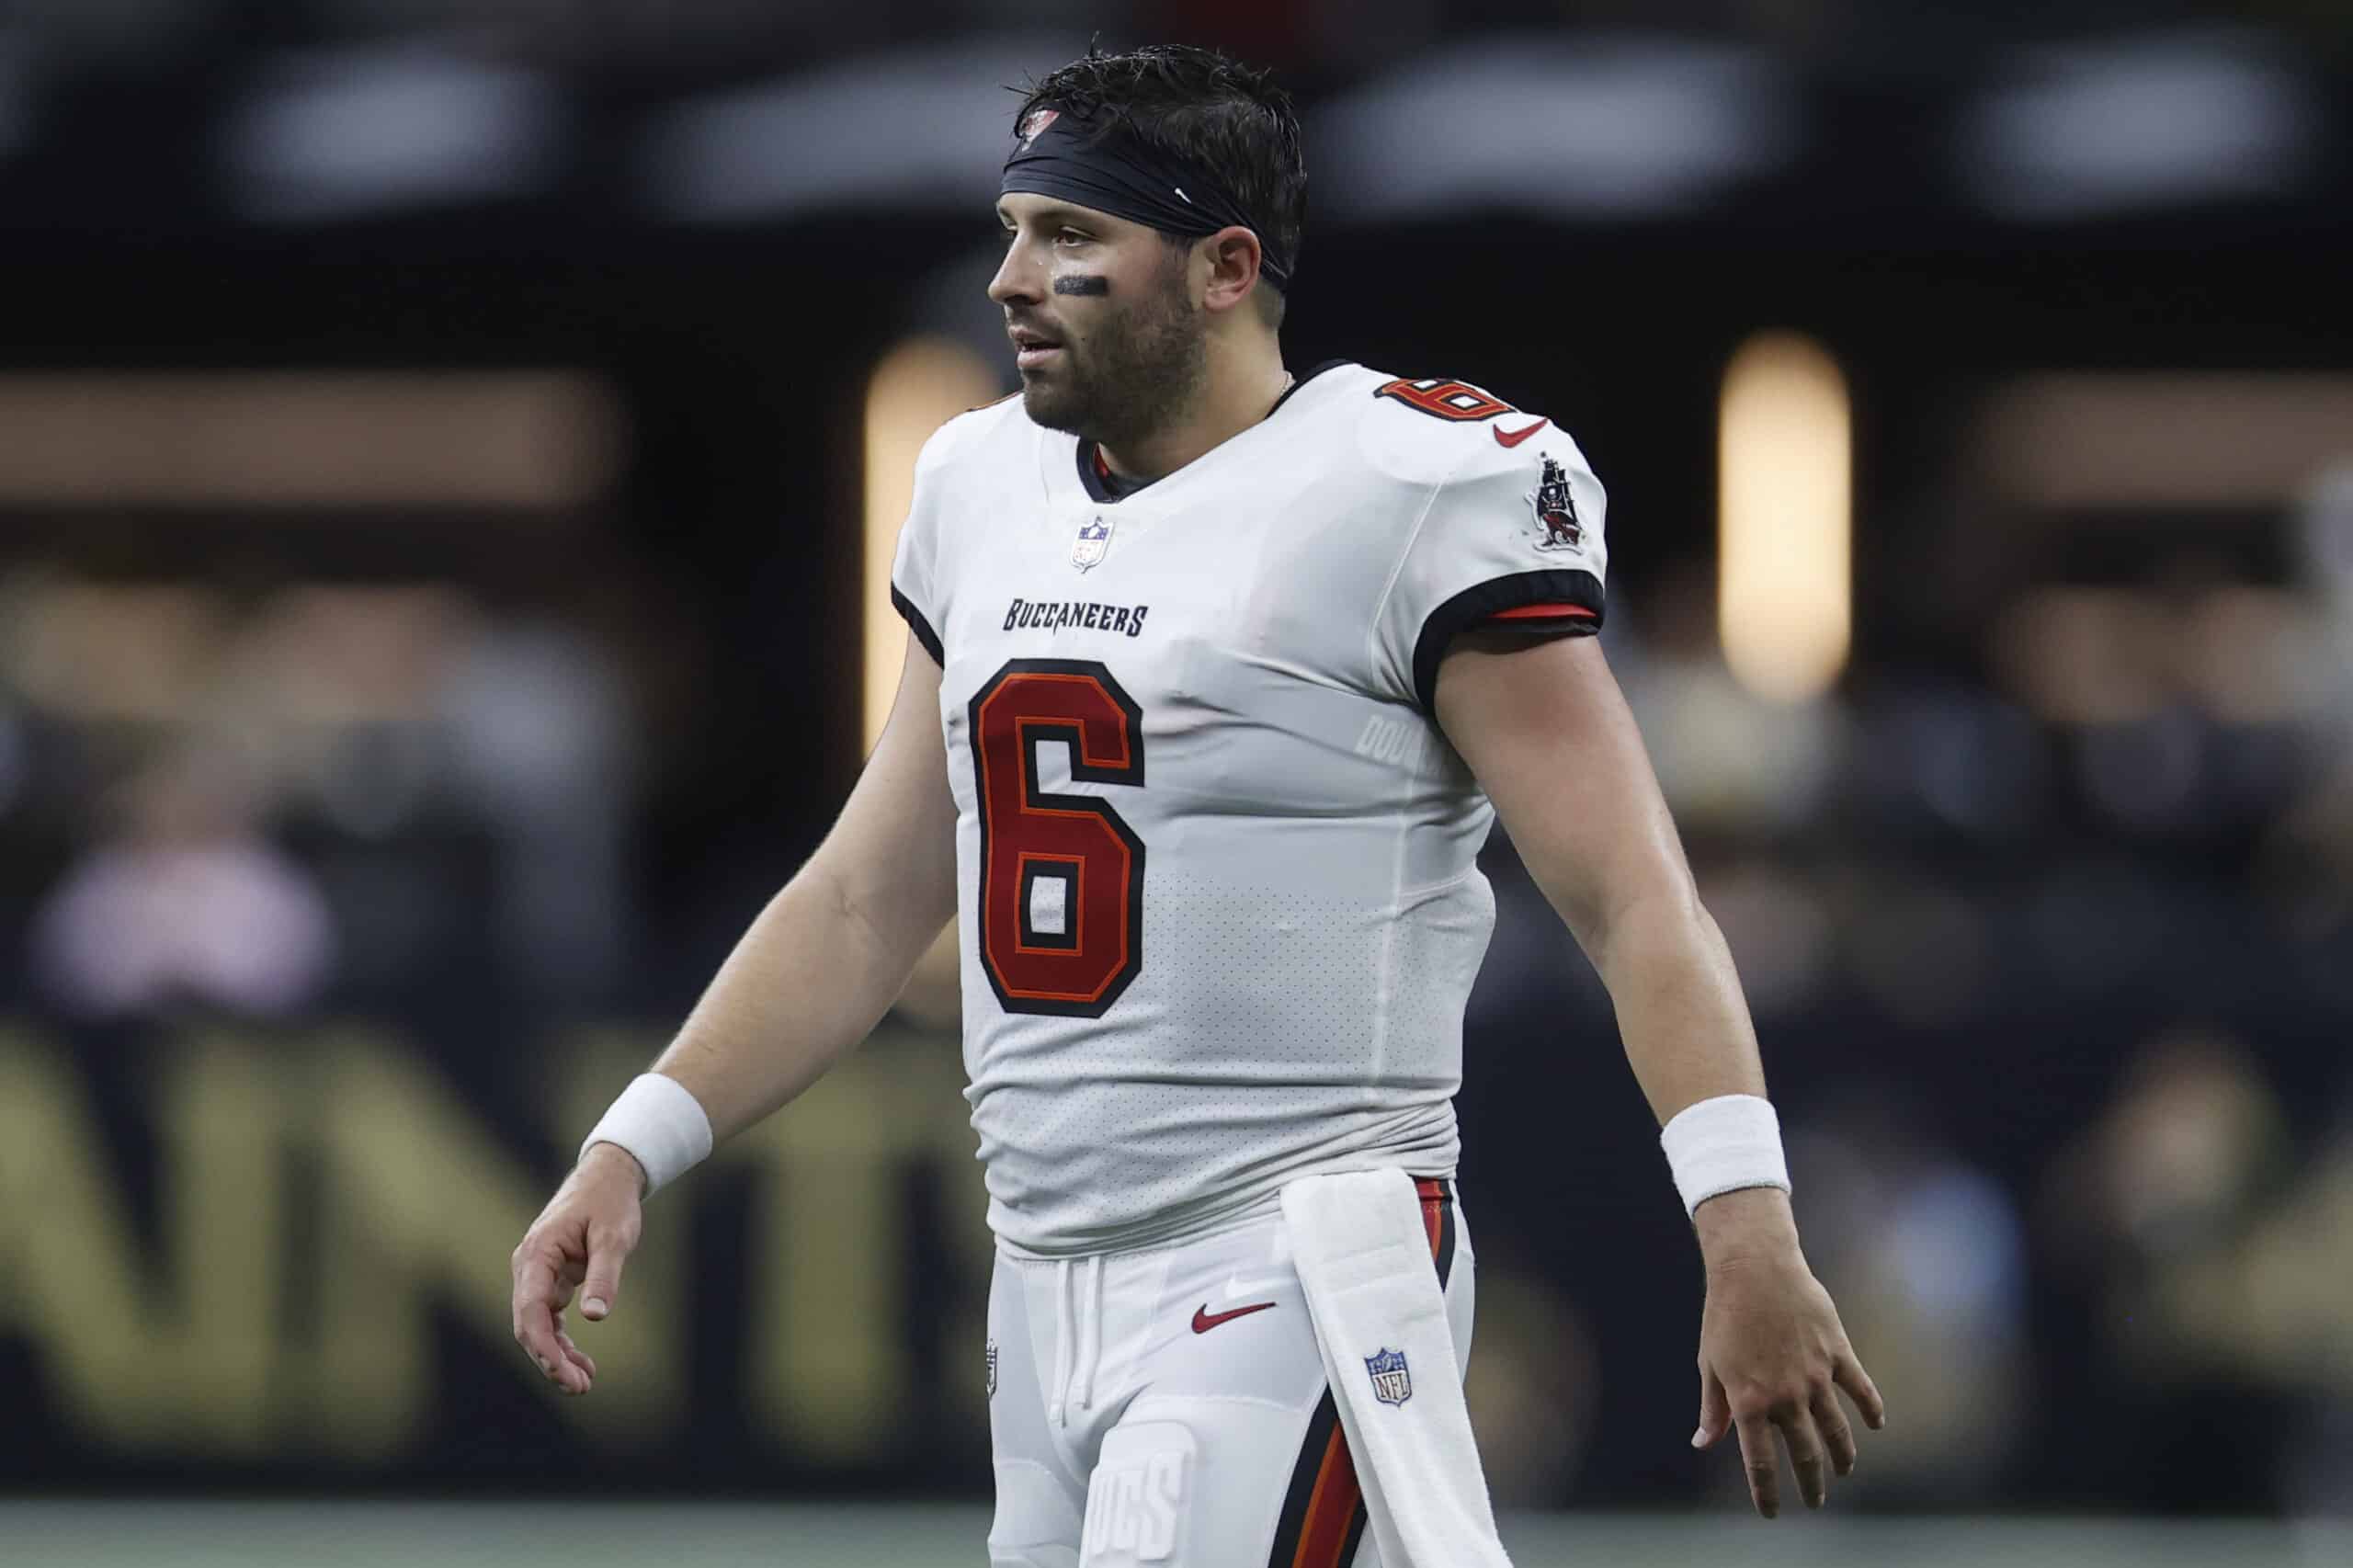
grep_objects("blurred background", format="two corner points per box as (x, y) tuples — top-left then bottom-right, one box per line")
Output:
(2, 1), (2350, 1563)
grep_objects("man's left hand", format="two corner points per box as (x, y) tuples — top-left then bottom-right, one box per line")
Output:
(1690, 1193), (1886, 1518)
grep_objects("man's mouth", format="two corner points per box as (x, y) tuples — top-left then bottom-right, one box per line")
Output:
(1011, 329), (1063, 369)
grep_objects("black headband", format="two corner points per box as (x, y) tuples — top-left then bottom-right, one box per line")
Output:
(1001, 108), (1295, 292)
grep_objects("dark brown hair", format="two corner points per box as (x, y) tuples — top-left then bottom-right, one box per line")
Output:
(1013, 43), (1306, 325)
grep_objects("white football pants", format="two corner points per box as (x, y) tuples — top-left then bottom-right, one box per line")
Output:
(984, 1177), (1474, 1568)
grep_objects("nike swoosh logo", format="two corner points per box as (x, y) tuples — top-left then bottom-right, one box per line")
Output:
(1494, 418), (1548, 448)
(1191, 1301), (1278, 1334)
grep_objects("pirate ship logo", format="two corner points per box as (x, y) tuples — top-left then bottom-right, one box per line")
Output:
(1529, 456), (1582, 551)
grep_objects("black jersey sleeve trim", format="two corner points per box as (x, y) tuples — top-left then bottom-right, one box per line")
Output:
(1411, 567), (1603, 715)
(891, 584), (945, 667)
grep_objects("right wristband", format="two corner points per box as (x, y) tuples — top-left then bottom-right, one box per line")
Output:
(579, 1073), (713, 1198)
(1659, 1093), (1790, 1218)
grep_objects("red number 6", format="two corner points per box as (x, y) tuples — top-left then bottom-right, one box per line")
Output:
(969, 659), (1146, 1017)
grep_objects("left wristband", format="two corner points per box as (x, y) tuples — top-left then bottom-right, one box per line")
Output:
(1659, 1093), (1790, 1218)
(580, 1073), (713, 1198)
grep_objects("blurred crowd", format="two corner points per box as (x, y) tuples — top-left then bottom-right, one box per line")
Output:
(0, 578), (631, 1021)
(4, 444), (2348, 1510)
(1449, 457), (2353, 1511)
(0, 0), (2348, 1521)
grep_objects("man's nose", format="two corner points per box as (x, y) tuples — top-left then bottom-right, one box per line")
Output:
(988, 240), (1039, 307)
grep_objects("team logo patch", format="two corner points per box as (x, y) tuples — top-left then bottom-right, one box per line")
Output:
(1018, 108), (1059, 150)
(986, 1338), (998, 1399)
(1072, 514), (1113, 573)
(1364, 1346), (1413, 1406)
(1528, 455), (1582, 551)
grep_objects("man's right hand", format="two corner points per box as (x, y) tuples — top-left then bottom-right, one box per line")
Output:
(509, 1142), (646, 1396)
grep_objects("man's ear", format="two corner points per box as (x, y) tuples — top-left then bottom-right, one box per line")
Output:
(1199, 225), (1264, 315)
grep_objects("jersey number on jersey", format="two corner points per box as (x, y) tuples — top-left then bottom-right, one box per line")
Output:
(969, 659), (1145, 1017)
(1373, 376), (1515, 422)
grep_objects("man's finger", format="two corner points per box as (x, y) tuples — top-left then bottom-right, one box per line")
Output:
(511, 1250), (586, 1393)
(1813, 1385), (1859, 1477)
(555, 1327), (598, 1382)
(1834, 1352), (1887, 1430)
(1733, 1411), (1780, 1519)
(1693, 1366), (1732, 1450)
(1775, 1401), (1830, 1509)
(511, 1253), (562, 1359)
(580, 1227), (632, 1322)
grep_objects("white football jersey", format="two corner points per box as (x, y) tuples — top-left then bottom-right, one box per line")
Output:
(891, 359), (1608, 1256)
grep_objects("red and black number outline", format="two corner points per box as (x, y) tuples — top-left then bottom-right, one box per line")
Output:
(969, 657), (1146, 1017)
(1372, 376), (1516, 423)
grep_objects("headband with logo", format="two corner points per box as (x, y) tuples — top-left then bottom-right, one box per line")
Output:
(1000, 107), (1295, 292)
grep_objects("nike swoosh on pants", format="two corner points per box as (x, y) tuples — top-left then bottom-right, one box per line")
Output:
(1191, 1301), (1278, 1334)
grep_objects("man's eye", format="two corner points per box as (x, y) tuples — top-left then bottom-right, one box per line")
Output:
(1055, 231), (1088, 246)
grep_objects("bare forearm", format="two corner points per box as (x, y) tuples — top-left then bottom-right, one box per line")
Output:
(649, 864), (943, 1145)
(1591, 891), (1802, 1257)
(1590, 890), (1765, 1124)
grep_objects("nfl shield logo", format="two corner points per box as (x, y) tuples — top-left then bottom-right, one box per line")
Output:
(1072, 515), (1113, 572)
(1364, 1347), (1413, 1406)
(986, 1338), (998, 1399)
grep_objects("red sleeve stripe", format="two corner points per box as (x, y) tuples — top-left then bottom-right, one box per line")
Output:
(1483, 602), (1597, 622)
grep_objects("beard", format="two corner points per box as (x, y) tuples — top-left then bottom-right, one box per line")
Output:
(1018, 269), (1208, 450)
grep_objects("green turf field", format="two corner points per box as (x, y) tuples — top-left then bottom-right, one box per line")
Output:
(1, 1503), (2345, 1568)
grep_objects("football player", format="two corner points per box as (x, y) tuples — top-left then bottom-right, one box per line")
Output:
(514, 42), (1883, 1567)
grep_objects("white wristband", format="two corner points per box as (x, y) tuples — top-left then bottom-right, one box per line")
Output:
(580, 1073), (713, 1198)
(1659, 1094), (1790, 1218)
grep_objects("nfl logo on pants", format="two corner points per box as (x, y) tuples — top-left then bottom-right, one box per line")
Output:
(1364, 1347), (1413, 1406)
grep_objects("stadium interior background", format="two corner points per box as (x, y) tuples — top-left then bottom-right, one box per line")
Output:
(3, 2), (2351, 1562)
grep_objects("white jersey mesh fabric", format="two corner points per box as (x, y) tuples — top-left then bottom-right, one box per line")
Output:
(891, 361), (1608, 1256)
